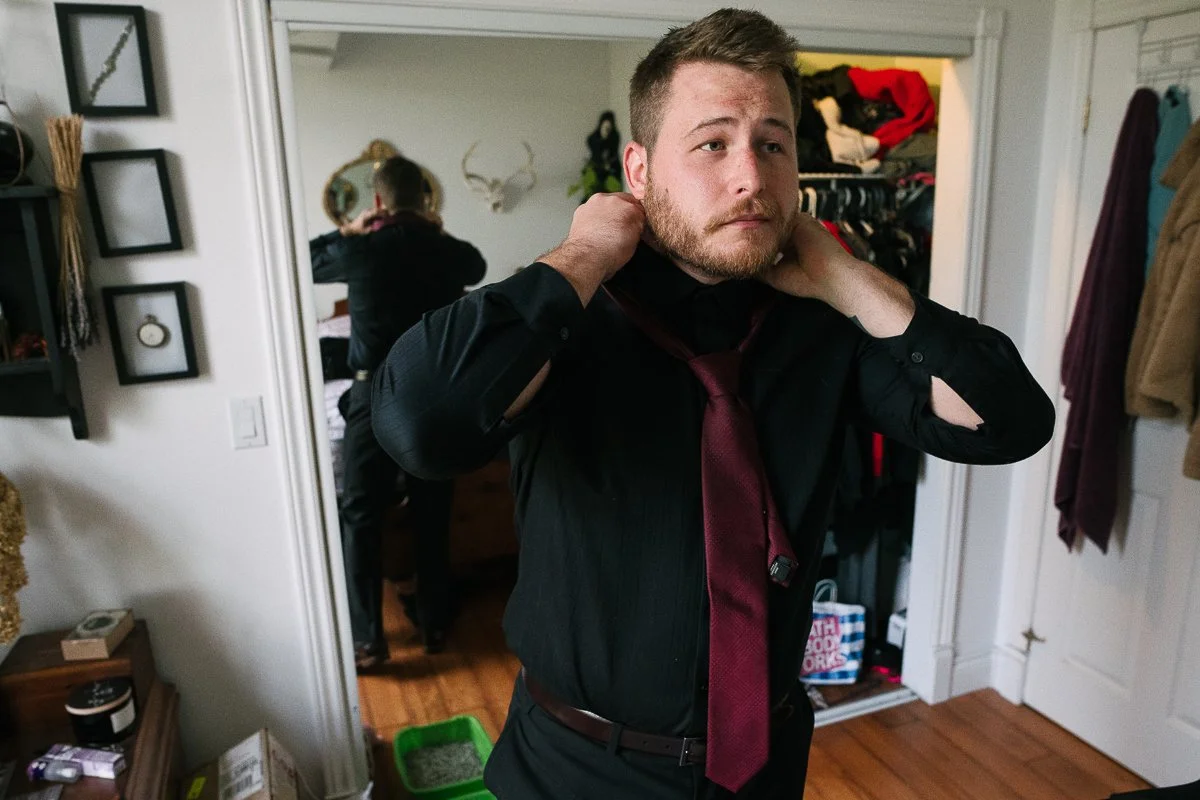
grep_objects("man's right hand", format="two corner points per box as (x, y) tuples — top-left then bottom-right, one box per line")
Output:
(540, 192), (645, 305)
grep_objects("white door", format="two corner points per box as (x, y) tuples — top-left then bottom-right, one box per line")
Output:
(1023, 13), (1200, 788)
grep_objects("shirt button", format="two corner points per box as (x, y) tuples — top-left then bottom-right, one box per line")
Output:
(559, 327), (570, 341)
(910, 351), (924, 364)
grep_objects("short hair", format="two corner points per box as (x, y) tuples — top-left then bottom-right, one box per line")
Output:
(629, 8), (801, 151)
(373, 155), (424, 211)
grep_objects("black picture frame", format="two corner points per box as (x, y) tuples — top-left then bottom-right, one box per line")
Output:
(101, 282), (198, 385)
(82, 149), (182, 257)
(55, 3), (157, 117)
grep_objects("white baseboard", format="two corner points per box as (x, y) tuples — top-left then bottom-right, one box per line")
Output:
(949, 651), (994, 697)
(990, 643), (1028, 703)
(813, 687), (918, 727)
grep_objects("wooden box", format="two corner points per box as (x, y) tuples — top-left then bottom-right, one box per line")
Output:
(61, 610), (135, 662)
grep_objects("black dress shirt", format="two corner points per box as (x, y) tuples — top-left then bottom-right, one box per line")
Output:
(310, 214), (486, 371)
(372, 242), (1054, 738)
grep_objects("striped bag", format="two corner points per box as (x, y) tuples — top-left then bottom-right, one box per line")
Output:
(799, 579), (866, 685)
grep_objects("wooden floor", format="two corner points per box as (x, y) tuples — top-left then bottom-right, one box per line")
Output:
(360, 562), (1151, 799)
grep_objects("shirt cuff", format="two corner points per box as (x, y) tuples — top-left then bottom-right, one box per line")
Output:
(876, 290), (970, 374)
(490, 261), (587, 349)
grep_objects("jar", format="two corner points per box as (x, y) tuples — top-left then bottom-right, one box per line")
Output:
(65, 677), (137, 745)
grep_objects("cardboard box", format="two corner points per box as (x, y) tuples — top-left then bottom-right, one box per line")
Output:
(60, 611), (134, 662)
(182, 731), (297, 800)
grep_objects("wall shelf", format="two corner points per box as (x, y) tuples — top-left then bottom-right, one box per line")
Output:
(0, 186), (88, 439)
(0, 358), (51, 377)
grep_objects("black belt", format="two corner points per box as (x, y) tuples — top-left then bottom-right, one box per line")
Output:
(521, 670), (796, 767)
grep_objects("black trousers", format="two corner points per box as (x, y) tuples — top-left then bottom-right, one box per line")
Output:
(483, 675), (815, 799)
(340, 379), (454, 646)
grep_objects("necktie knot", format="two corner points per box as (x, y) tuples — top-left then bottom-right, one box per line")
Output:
(689, 351), (742, 398)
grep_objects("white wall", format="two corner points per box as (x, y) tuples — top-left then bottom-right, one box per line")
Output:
(948, 0), (1055, 690)
(0, 0), (324, 780)
(291, 33), (616, 316)
(607, 39), (652, 159)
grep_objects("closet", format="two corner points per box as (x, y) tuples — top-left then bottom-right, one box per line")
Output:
(793, 52), (943, 719)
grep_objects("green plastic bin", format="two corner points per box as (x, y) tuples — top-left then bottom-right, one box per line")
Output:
(393, 714), (494, 799)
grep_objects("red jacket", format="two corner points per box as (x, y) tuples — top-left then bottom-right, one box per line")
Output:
(847, 67), (937, 153)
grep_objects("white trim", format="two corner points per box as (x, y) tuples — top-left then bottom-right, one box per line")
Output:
(994, 0), (1098, 706)
(236, 7), (1007, 779)
(991, 643), (1029, 703)
(813, 688), (919, 728)
(276, 4), (977, 56)
(901, 8), (1006, 705)
(1091, 0), (1200, 30)
(950, 651), (995, 697)
(231, 1), (368, 797)
(274, 0), (983, 43)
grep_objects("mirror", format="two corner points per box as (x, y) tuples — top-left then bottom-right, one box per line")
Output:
(322, 139), (441, 225)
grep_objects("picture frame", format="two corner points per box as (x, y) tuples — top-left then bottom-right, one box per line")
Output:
(101, 282), (198, 385)
(82, 149), (182, 257)
(55, 3), (157, 117)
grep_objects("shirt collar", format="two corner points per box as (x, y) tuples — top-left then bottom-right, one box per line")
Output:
(608, 240), (761, 314)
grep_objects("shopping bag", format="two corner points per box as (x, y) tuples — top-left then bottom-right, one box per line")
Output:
(800, 579), (866, 685)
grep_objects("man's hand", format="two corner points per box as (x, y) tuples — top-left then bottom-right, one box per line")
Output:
(762, 213), (914, 338)
(539, 192), (645, 305)
(339, 207), (383, 237)
(766, 214), (982, 429)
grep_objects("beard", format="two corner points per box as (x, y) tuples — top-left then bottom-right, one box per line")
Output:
(642, 178), (795, 281)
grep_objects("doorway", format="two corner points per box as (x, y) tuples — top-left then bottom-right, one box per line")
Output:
(231, 3), (1005, 794)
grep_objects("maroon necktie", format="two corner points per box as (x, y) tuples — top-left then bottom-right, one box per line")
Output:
(606, 285), (798, 792)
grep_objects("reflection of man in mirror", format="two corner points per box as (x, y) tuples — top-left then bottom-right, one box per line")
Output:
(310, 155), (486, 668)
(372, 9), (1051, 799)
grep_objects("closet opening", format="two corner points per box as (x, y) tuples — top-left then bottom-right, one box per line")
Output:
(793, 50), (947, 725)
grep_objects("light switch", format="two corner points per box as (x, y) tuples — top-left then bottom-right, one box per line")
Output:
(230, 396), (267, 449)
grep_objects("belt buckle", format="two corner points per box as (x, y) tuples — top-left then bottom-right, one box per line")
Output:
(678, 736), (700, 767)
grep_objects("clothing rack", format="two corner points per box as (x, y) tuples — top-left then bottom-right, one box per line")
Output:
(798, 173), (891, 182)
(1137, 30), (1200, 83)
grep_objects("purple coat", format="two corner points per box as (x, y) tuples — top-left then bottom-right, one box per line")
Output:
(1056, 88), (1159, 552)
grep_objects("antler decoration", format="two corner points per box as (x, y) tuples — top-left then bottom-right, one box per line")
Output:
(462, 141), (537, 212)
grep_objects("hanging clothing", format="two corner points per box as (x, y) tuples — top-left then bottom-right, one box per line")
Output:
(847, 68), (937, 153)
(1126, 115), (1200, 479)
(1147, 86), (1193, 273)
(1055, 88), (1159, 552)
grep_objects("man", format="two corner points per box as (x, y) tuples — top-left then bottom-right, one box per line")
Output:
(372, 9), (1054, 799)
(311, 156), (486, 667)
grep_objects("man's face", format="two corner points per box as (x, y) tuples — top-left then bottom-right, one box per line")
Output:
(628, 62), (799, 281)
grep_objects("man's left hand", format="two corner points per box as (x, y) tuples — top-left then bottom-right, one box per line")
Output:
(760, 213), (860, 309)
(761, 213), (914, 339)
(339, 207), (383, 236)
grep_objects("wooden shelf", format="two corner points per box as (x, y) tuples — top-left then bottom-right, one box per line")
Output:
(0, 358), (51, 377)
(0, 186), (58, 200)
(0, 189), (88, 438)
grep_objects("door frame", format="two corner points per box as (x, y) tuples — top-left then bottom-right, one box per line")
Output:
(230, 1), (1006, 795)
(995, 0), (1200, 703)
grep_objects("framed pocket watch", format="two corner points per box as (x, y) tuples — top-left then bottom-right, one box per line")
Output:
(101, 282), (198, 384)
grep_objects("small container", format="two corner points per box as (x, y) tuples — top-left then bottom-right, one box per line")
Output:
(65, 678), (137, 745)
(393, 715), (493, 799)
(26, 759), (81, 784)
